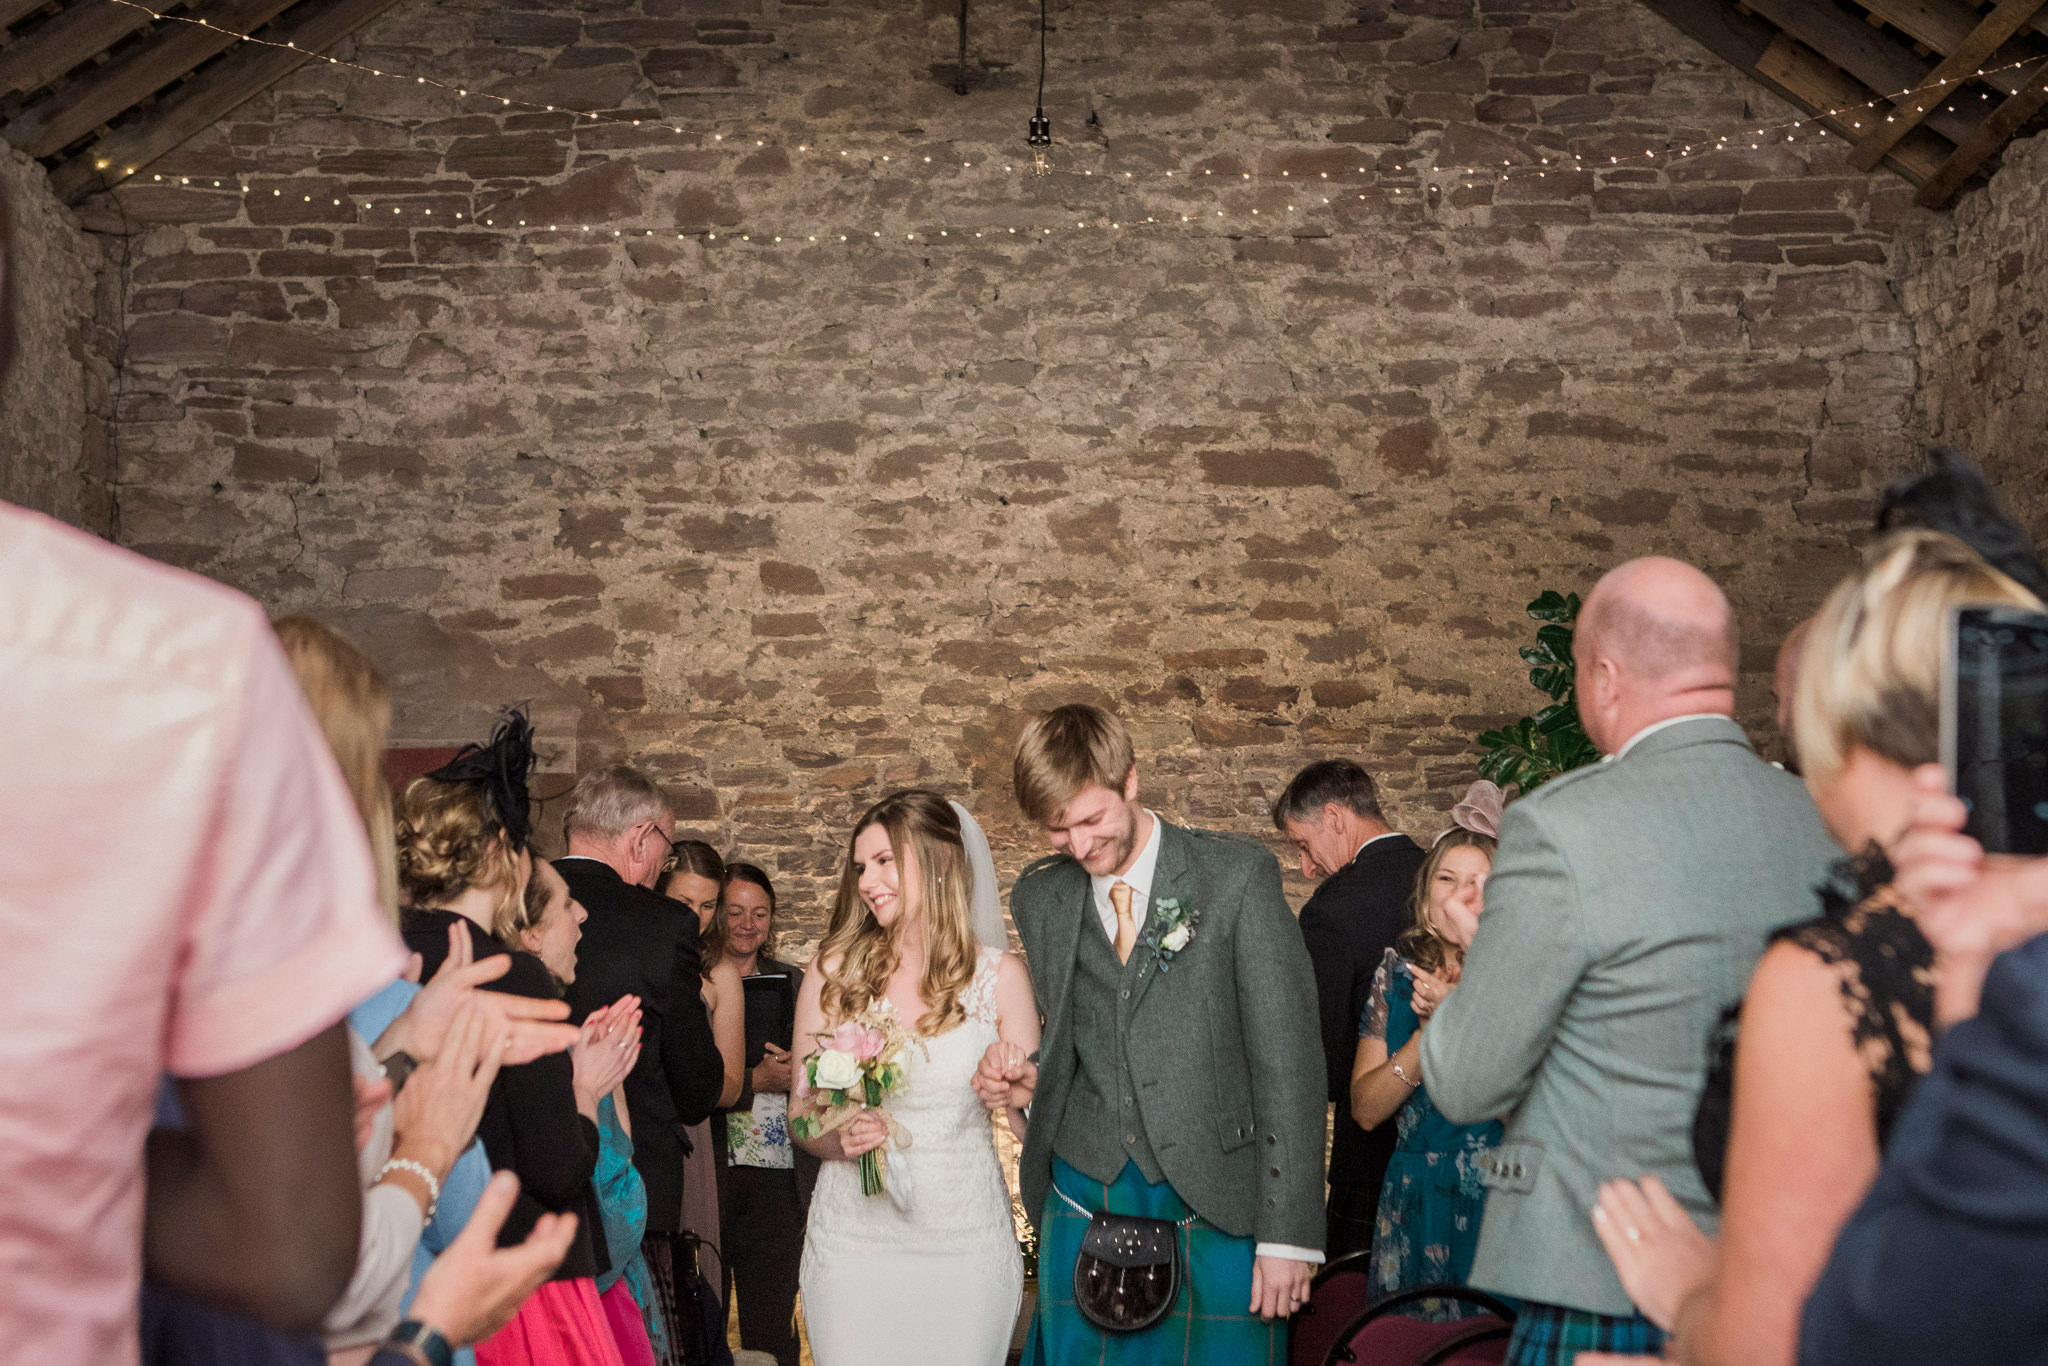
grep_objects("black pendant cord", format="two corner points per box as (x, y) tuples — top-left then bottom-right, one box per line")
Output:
(1027, 0), (1052, 161)
(1037, 0), (1047, 109)
(956, 0), (970, 95)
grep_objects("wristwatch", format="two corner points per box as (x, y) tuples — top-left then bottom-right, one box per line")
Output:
(383, 1319), (452, 1366)
(381, 1050), (420, 1095)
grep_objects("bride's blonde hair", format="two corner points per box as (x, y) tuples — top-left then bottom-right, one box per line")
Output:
(818, 789), (978, 1037)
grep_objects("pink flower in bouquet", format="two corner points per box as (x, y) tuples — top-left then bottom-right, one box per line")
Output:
(828, 1022), (867, 1056)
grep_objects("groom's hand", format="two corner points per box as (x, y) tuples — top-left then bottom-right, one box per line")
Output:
(1249, 1256), (1314, 1321)
(972, 1042), (1036, 1112)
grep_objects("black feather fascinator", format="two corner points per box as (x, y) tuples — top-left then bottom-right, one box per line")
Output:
(1878, 447), (2048, 601)
(425, 707), (538, 851)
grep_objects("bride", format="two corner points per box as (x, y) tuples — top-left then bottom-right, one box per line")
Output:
(794, 789), (1037, 1364)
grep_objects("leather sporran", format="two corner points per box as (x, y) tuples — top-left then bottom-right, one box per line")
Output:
(1073, 1211), (1183, 1333)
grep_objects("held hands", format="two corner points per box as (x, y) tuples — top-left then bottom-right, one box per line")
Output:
(378, 922), (581, 1067)
(405, 1171), (578, 1346)
(1589, 1177), (1715, 1333)
(972, 1041), (1037, 1113)
(572, 996), (643, 1116)
(752, 1043), (794, 1095)
(1249, 1255), (1314, 1321)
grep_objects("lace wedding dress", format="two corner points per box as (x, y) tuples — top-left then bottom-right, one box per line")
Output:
(799, 946), (1023, 1365)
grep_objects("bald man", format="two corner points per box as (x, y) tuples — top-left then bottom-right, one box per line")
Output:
(1417, 558), (1838, 1366)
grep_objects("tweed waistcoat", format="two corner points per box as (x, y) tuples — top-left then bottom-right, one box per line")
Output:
(1052, 909), (1166, 1185)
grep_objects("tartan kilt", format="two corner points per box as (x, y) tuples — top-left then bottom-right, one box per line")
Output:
(1025, 1158), (1282, 1366)
(1503, 1299), (1667, 1366)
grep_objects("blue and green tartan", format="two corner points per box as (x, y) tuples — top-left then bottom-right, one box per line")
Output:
(1026, 1158), (1281, 1366)
(1504, 1299), (1666, 1366)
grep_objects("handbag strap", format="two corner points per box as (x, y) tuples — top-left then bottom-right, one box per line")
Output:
(1054, 1179), (1200, 1228)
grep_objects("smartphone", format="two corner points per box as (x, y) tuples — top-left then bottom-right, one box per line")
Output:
(1942, 605), (2048, 855)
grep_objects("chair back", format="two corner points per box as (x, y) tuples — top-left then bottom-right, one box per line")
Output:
(1288, 1250), (1375, 1366)
(1321, 1284), (1517, 1366)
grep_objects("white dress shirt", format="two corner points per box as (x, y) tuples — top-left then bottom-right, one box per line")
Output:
(1091, 809), (1322, 1266)
(1612, 712), (1728, 760)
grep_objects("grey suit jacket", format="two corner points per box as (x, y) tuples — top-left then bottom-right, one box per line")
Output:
(1418, 716), (1838, 1315)
(1010, 819), (1327, 1247)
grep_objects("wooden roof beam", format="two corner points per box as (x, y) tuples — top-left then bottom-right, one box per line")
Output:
(0, 0), (177, 98)
(1852, 0), (2048, 169)
(1855, 0), (2033, 96)
(1917, 57), (2048, 203)
(2, 0), (300, 157)
(47, 0), (407, 200)
(1736, 0), (1985, 143)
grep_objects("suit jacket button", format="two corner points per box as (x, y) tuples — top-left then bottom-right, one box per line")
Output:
(1266, 1134), (1277, 1146)
(1513, 1164), (1525, 1179)
(1266, 1198), (1276, 1208)
(1268, 1167), (1280, 1178)
(1121, 989), (1130, 999)
(1126, 1134), (1137, 1144)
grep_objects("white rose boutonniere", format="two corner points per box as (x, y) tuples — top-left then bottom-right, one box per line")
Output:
(1142, 896), (1201, 971)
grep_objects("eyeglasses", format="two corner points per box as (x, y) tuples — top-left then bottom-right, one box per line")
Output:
(647, 824), (682, 875)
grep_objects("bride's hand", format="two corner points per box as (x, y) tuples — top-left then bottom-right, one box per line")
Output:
(838, 1110), (890, 1159)
(973, 1041), (1036, 1112)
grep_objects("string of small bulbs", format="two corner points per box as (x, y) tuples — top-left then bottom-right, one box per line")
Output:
(91, 0), (2048, 246)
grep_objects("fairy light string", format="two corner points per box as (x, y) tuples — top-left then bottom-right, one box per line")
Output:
(80, 0), (2048, 243)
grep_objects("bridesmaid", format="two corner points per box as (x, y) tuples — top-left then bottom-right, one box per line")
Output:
(1349, 812), (1503, 1315)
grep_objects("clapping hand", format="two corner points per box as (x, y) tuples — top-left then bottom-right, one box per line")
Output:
(1409, 966), (1455, 1021)
(1589, 1177), (1715, 1333)
(392, 997), (508, 1179)
(377, 923), (581, 1066)
(572, 996), (642, 1117)
(972, 1041), (1037, 1112)
(405, 1171), (578, 1346)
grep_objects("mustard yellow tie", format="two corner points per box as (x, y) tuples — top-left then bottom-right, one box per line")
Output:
(1110, 880), (1138, 964)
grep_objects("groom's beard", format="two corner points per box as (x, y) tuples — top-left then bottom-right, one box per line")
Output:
(1077, 808), (1141, 877)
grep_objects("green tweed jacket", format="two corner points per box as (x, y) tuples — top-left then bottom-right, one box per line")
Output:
(1418, 716), (1840, 1316)
(1009, 818), (1327, 1248)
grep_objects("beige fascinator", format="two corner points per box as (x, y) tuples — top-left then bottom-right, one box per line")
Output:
(1439, 779), (1507, 844)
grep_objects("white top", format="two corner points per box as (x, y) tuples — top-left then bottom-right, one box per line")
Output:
(1613, 712), (1729, 760)
(1089, 807), (1163, 942)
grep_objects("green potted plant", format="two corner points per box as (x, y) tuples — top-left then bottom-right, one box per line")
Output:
(1476, 589), (1600, 793)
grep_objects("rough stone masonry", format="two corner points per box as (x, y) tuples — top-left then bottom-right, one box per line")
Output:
(54, 0), (1983, 942)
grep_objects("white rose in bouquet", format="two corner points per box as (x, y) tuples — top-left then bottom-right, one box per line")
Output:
(813, 1048), (861, 1091)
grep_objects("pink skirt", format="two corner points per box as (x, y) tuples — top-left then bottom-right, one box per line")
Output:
(599, 1281), (658, 1366)
(476, 1278), (626, 1366)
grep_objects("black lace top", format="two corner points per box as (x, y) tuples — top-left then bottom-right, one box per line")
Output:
(1693, 850), (1936, 1202)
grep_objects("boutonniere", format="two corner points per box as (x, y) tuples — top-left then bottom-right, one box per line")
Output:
(1141, 896), (1201, 970)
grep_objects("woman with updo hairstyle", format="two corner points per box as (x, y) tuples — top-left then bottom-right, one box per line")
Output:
(1348, 785), (1504, 1314)
(1589, 526), (2045, 1366)
(792, 790), (1037, 1366)
(397, 715), (640, 1366)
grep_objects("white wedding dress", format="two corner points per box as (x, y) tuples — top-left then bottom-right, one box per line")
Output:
(799, 946), (1023, 1365)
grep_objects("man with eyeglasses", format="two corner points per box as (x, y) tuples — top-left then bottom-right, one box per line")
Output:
(555, 765), (723, 1362)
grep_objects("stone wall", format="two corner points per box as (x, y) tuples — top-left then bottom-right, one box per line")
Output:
(1897, 131), (2048, 536)
(1, 142), (114, 533)
(97, 0), (1938, 939)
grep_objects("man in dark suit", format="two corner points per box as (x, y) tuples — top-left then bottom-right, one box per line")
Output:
(1274, 759), (1427, 1261)
(553, 765), (723, 1360)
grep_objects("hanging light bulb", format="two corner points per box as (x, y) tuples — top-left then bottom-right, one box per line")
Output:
(1027, 0), (1052, 176)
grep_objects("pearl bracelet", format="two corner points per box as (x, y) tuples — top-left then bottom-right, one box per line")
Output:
(377, 1157), (442, 1221)
(1390, 1059), (1421, 1089)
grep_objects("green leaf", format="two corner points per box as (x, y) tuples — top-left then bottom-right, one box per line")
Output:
(1528, 590), (1579, 624)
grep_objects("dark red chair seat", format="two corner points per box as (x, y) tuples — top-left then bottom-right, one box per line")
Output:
(1289, 1250), (1376, 1366)
(1321, 1284), (1517, 1366)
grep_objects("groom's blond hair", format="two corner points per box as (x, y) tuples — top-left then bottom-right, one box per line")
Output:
(1013, 704), (1136, 825)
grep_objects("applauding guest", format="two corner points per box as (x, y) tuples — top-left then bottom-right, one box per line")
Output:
(1584, 529), (2040, 1366)
(1350, 795), (1502, 1312)
(1418, 559), (1839, 1366)
(397, 718), (622, 1366)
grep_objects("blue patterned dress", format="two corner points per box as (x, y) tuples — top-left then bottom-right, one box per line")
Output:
(1359, 949), (1502, 1310)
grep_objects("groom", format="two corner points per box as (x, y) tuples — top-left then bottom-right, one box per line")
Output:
(976, 704), (1326, 1363)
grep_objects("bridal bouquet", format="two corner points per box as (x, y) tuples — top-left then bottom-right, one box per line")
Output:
(792, 1013), (912, 1201)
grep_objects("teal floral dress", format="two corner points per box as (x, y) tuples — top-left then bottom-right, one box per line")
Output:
(1359, 949), (1502, 1311)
